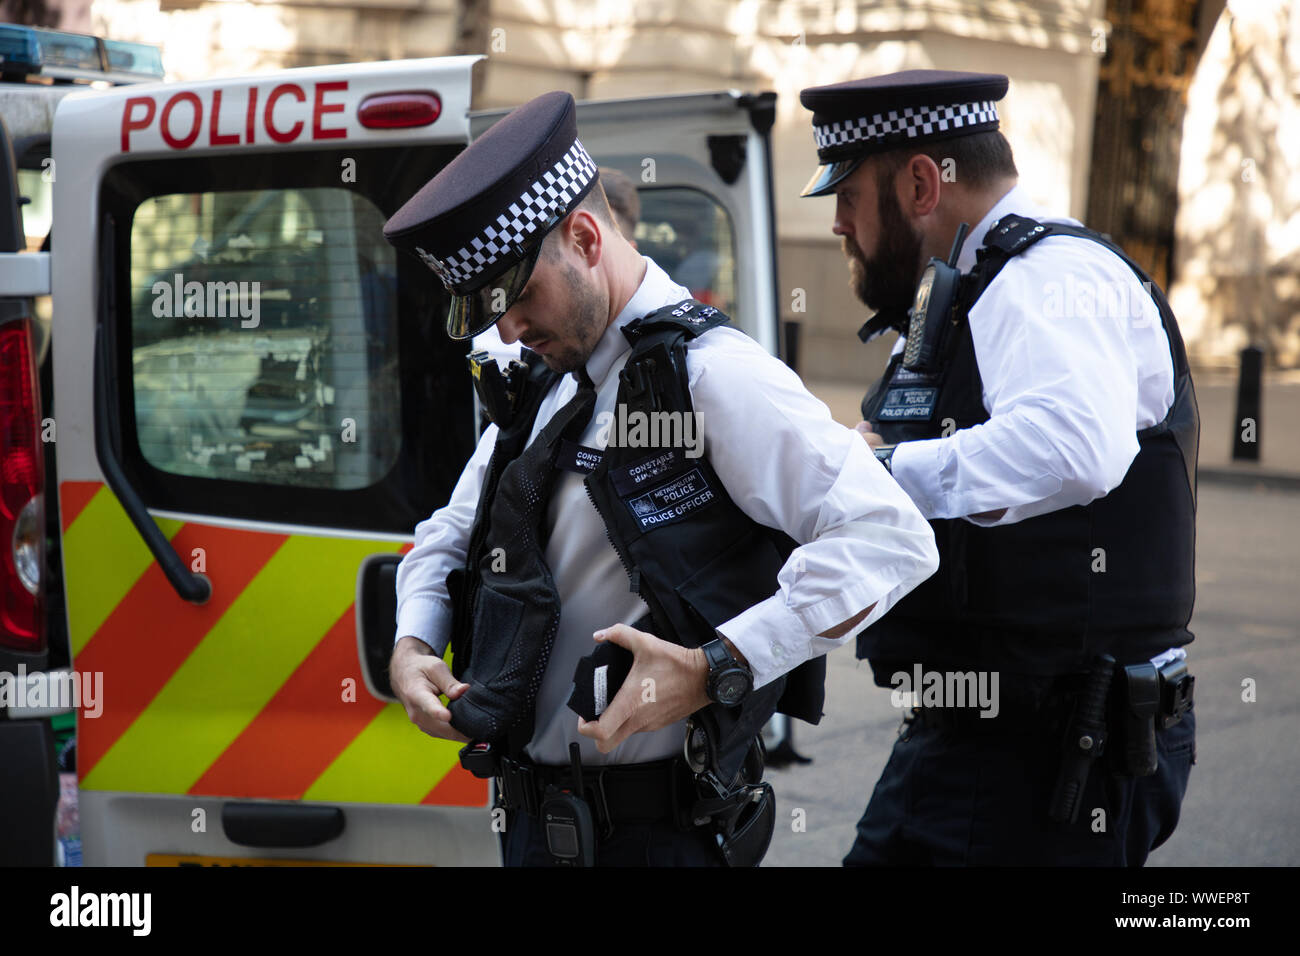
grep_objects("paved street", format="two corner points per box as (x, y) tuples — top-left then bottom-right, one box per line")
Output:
(763, 419), (1300, 866)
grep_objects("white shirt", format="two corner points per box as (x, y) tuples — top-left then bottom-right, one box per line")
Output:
(889, 185), (1177, 527)
(396, 256), (939, 764)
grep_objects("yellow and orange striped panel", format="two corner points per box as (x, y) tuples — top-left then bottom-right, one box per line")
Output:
(60, 481), (486, 807)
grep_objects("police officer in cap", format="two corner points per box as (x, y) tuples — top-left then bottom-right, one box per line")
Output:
(798, 70), (1199, 865)
(384, 90), (938, 866)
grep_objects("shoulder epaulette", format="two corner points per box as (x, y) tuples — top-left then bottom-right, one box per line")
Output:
(981, 213), (1051, 256)
(621, 298), (730, 346)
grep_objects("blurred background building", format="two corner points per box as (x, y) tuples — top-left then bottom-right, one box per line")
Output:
(8, 0), (1296, 373)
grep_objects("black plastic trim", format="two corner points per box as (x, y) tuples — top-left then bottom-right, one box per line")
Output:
(221, 802), (345, 848)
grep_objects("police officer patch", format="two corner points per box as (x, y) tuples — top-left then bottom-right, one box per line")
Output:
(620, 466), (717, 531)
(877, 363), (940, 421)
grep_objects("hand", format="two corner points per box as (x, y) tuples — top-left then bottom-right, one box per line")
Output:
(390, 636), (471, 742)
(576, 623), (712, 754)
(854, 420), (884, 448)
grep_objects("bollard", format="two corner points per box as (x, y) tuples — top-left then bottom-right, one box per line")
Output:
(1233, 345), (1263, 462)
(783, 320), (801, 376)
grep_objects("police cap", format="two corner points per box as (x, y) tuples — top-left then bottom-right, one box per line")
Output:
(799, 69), (1008, 197)
(384, 90), (599, 339)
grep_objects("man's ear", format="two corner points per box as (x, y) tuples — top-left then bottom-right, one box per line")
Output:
(567, 208), (604, 267)
(901, 154), (943, 218)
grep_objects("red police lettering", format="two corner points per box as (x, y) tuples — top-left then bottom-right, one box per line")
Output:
(245, 87), (258, 145)
(265, 84), (306, 144)
(209, 89), (240, 146)
(312, 81), (348, 140)
(120, 96), (156, 152)
(160, 92), (202, 149)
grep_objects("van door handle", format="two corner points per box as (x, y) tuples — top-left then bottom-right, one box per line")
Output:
(221, 803), (345, 848)
(93, 214), (210, 605)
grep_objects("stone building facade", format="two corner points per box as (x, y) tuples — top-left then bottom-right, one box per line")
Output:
(26, 1), (1291, 371)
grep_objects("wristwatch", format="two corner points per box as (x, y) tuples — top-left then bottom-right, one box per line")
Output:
(874, 444), (897, 474)
(703, 637), (752, 707)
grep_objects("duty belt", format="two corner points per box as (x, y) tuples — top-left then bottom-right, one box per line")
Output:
(493, 755), (699, 835)
(900, 661), (1193, 742)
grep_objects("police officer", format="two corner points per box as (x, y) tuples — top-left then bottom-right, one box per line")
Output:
(383, 91), (938, 866)
(798, 70), (1199, 866)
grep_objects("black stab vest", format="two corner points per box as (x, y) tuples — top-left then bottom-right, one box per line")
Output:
(859, 215), (1199, 684)
(447, 300), (826, 782)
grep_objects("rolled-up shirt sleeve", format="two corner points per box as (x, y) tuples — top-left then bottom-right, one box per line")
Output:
(394, 424), (497, 656)
(888, 237), (1153, 526)
(688, 328), (940, 689)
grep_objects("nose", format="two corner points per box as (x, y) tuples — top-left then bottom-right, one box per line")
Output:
(832, 196), (853, 238)
(494, 307), (526, 345)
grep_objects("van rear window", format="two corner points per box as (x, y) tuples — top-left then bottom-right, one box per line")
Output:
(129, 188), (399, 490)
(100, 145), (476, 534)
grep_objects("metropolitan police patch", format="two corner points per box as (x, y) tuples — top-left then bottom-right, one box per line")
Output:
(621, 467), (717, 531)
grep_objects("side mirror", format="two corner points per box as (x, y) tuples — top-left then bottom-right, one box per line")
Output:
(355, 553), (403, 700)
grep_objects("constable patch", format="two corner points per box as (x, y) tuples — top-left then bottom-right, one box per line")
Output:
(557, 440), (604, 475)
(878, 387), (938, 421)
(621, 467), (717, 531)
(609, 447), (687, 497)
(889, 365), (938, 386)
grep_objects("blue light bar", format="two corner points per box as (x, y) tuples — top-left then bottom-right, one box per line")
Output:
(103, 39), (165, 80)
(0, 24), (163, 84)
(0, 24), (43, 76)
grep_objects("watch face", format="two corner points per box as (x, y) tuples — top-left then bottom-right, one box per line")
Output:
(717, 671), (750, 705)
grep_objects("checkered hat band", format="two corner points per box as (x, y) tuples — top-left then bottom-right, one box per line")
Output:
(813, 100), (999, 152)
(431, 140), (598, 288)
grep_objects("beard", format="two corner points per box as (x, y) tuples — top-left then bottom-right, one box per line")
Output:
(542, 259), (605, 374)
(844, 184), (925, 331)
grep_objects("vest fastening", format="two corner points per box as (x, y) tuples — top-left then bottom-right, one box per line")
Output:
(447, 300), (826, 782)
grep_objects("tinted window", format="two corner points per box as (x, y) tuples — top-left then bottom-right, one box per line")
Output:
(129, 188), (399, 491)
(100, 146), (476, 533)
(635, 188), (736, 314)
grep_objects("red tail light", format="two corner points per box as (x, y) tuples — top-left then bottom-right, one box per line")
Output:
(357, 92), (441, 129)
(0, 318), (45, 652)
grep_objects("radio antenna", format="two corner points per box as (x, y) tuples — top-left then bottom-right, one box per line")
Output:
(946, 222), (971, 269)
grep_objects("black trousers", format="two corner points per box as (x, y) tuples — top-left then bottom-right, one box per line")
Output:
(500, 808), (725, 867)
(844, 702), (1196, 866)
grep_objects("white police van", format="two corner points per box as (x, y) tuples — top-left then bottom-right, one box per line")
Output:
(0, 24), (783, 866)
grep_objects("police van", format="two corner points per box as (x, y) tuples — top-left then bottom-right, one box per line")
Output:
(0, 25), (784, 865)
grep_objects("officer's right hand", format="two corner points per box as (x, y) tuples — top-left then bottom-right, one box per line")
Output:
(855, 421), (885, 448)
(390, 636), (471, 742)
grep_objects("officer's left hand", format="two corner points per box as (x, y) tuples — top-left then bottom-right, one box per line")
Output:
(576, 623), (711, 754)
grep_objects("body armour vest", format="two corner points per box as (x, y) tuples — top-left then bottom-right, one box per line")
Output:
(859, 214), (1200, 684)
(445, 300), (826, 782)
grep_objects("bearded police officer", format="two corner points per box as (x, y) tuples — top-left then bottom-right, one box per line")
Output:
(383, 91), (938, 867)
(799, 70), (1199, 866)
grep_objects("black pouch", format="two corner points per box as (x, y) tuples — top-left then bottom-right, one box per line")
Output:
(687, 729), (775, 867)
(716, 781), (775, 867)
(566, 641), (635, 722)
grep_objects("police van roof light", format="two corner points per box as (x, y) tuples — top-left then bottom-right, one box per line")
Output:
(0, 24), (163, 83)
